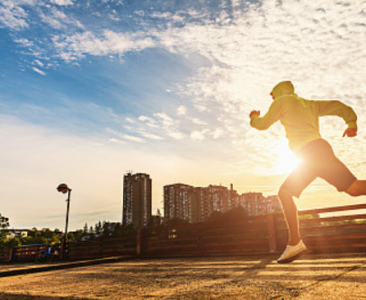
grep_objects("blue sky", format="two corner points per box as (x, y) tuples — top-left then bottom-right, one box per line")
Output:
(1, 0), (366, 230)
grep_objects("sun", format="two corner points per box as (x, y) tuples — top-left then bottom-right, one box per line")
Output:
(274, 140), (301, 174)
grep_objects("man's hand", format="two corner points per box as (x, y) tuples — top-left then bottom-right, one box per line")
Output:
(342, 127), (357, 138)
(249, 110), (260, 119)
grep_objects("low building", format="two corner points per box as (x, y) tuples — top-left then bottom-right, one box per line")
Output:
(5, 229), (30, 239)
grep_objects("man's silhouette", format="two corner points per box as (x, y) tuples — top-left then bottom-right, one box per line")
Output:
(250, 81), (365, 263)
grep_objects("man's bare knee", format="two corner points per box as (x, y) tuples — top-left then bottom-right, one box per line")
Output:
(278, 187), (293, 202)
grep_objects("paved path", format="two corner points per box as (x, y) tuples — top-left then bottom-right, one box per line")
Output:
(0, 256), (133, 277)
(0, 253), (365, 299)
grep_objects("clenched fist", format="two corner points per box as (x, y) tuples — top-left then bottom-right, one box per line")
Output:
(342, 127), (357, 138)
(249, 110), (260, 119)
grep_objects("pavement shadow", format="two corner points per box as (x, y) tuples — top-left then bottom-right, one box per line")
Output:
(163, 255), (366, 299)
(0, 293), (82, 300)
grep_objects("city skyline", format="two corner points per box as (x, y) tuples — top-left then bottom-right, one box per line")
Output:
(1, 0), (366, 231)
(163, 182), (281, 225)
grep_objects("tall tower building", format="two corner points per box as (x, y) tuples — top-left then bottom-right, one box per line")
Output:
(122, 172), (152, 228)
(163, 184), (197, 223)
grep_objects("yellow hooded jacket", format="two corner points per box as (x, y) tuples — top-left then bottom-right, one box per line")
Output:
(250, 81), (358, 153)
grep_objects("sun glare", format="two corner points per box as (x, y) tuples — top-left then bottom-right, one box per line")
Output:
(275, 141), (301, 174)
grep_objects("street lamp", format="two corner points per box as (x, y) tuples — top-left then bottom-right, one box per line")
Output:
(57, 183), (71, 259)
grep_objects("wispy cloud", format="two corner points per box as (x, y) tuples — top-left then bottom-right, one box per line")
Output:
(0, 2), (28, 30)
(125, 117), (135, 124)
(39, 7), (82, 30)
(191, 118), (206, 125)
(50, 0), (74, 6)
(191, 130), (205, 141)
(14, 38), (33, 47)
(106, 128), (145, 143)
(2, 0), (366, 228)
(34, 59), (43, 67)
(52, 30), (155, 61)
(5, 1), (366, 162)
(32, 66), (46, 75)
(139, 131), (164, 140)
(177, 105), (186, 116)
(213, 128), (224, 139)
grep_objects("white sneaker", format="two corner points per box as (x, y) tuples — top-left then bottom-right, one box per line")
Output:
(277, 240), (307, 264)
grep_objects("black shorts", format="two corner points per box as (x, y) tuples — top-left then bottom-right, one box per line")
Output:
(281, 139), (357, 198)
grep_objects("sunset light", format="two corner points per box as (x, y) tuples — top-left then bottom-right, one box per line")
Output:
(274, 141), (301, 175)
(3, 2), (366, 298)
(1, 0), (366, 230)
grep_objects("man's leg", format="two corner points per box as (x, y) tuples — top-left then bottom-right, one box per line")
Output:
(345, 180), (366, 196)
(278, 187), (301, 246)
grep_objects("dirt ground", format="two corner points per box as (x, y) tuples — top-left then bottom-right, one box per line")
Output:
(1, 253), (366, 299)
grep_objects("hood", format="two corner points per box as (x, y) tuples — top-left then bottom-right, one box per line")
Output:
(271, 81), (294, 99)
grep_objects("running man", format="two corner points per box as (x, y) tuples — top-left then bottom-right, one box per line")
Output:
(250, 81), (366, 263)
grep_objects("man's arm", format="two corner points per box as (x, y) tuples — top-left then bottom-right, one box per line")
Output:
(250, 99), (282, 130)
(317, 100), (358, 137)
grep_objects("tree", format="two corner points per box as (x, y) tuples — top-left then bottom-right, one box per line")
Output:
(164, 218), (190, 227)
(67, 230), (85, 242)
(5, 237), (21, 249)
(102, 221), (112, 237)
(20, 228), (61, 245)
(148, 209), (164, 228)
(0, 214), (9, 230)
(95, 221), (102, 235)
(111, 223), (136, 237)
(0, 213), (10, 247)
(27, 227), (38, 237)
(83, 223), (88, 234)
(205, 206), (247, 223)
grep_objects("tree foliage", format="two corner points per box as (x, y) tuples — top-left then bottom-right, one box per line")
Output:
(20, 228), (61, 245)
(205, 206), (247, 223)
(0, 214), (9, 231)
(164, 218), (190, 227)
(0, 213), (10, 249)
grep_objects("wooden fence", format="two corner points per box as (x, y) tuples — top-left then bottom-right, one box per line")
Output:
(142, 214), (270, 256)
(15, 245), (47, 261)
(3, 203), (366, 262)
(67, 235), (137, 260)
(0, 245), (46, 262)
(286, 203), (366, 253)
(62, 203), (366, 259)
(0, 248), (11, 262)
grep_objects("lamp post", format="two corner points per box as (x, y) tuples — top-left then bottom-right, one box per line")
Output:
(57, 183), (71, 259)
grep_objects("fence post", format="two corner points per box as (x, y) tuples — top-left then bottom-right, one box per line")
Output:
(9, 247), (15, 262)
(196, 224), (201, 253)
(136, 229), (141, 256)
(267, 214), (277, 253)
(60, 241), (67, 260)
(98, 238), (102, 257)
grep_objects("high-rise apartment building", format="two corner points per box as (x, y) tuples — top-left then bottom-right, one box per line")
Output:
(163, 184), (199, 223)
(236, 192), (282, 216)
(199, 185), (230, 221)
(163, 183), (280, 224)
(164, 184), (232, 224)
(122, 172), (152, 228)
(238, 192), (264, 216)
